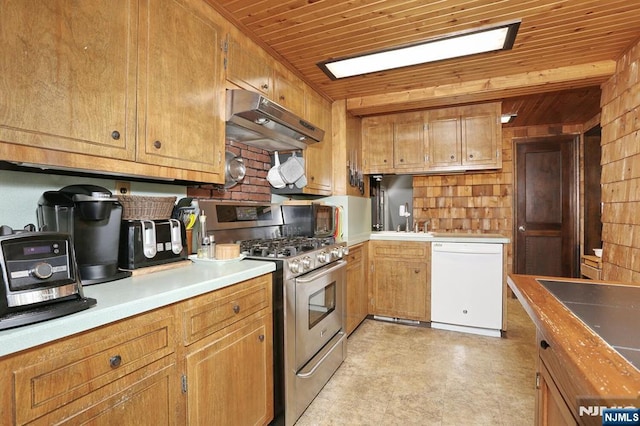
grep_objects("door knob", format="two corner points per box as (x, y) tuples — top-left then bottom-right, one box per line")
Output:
(518, 225), (526, 232)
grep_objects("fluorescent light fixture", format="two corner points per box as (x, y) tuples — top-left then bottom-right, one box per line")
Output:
(318, 21), (520, 80)
(501, 114), (517, 124)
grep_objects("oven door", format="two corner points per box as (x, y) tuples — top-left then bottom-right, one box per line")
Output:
(294, 260), (345, 370)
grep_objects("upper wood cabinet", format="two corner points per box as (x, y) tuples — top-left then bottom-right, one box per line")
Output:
(136, 0), (225, 175)
(273, 69), (305, 116)
(426, 102), (502, 171)
(303, 89), (333, 194)
(225, 35), (273, 97)
(362, 111), (427, 174)
(362, 116), (395, 174)
(0, 0), (137, 161)
(0, 0), (226, 182)
(361, 102), (502, 174)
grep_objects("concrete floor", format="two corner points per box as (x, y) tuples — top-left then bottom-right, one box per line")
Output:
(296, 298), (537, 425)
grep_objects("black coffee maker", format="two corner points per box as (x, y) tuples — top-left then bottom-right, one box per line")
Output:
(37, 184), (131, 285)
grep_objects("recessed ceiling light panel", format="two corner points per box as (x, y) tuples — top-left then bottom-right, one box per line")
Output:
(318, 20), (521, 80)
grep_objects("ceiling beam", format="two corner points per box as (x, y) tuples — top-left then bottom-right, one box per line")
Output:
(346, 61), (616, 116)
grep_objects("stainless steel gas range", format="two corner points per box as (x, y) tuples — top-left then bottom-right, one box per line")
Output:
(199, 200), (348, 426)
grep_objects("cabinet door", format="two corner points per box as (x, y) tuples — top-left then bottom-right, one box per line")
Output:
(0, 0), (137, 160)
(394, 117), (426, 170)
(460, 103), (501, 169)
(304, 90), (333, 194)
(185, 315), (274, 426)
(362, 118), (394, 173)
(537, 361), (578, 426)
(226, 36), (273, 97)
(346, 245), (368, 335)
(273, 70), (305, 115)
(372, 258), (428, 321)
(137, 0), (225, 177)
(427, 109), (461, 169)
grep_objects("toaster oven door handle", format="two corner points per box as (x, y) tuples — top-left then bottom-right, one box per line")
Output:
(141, 220), (157, 258)
(169, 219), (183, 254)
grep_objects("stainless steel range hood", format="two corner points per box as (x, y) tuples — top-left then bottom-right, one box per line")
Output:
(225, 89), (325, 151)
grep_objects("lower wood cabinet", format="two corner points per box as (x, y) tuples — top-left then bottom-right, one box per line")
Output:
(179, 274), (273, 425)
(369, 241), (430, 322)
(0, 273), (274, 426)
(346, 243), (368, 335)
(535, 330), (579, 426)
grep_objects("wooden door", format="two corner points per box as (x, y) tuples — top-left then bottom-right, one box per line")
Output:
(394, 112), (426, 170)
(0, 0), (137, 160)
(372, 258), (428, 321)
(515, 136), (578, 277)
(137, 0), (225, 175)
(185, 316), (273, 425)
(362, 118), (394, 173)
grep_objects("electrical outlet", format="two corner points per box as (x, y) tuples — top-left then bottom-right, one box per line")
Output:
(115, 181), (131, 195)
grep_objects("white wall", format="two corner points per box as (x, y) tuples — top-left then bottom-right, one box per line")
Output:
(0, 170), (186, 230)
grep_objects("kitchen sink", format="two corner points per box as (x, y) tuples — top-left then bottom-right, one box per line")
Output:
(537, 279), (640, 369)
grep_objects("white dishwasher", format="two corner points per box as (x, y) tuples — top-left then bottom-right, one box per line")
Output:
(431, 242), (503, 337)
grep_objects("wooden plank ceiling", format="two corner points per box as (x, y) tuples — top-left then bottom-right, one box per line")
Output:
(209, 0), (640, 125)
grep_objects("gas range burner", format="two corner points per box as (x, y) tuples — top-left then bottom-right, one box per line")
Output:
(240, 236), (336, 259)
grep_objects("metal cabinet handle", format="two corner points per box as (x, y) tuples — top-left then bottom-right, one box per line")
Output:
(153, 140), (162, 149)
(109, 355), (122, 368)
(258, 334), (265, 342)
(232, 304), (240, 314)
(111, 130), (121, 140)
(540, 340), (550, 350)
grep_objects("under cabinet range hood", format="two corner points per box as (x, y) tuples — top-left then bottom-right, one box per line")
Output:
(225, 89), (325, 151)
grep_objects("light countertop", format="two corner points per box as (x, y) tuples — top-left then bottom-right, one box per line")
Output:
(369, 231), (510, 244)
(0, 259), (275, 358)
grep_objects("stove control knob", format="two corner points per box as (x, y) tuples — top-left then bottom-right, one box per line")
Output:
(289, 259), (301, 274)
(302, 256), (312, 270)
(331, 247), (343, 259)
(317, 251), (328, 263)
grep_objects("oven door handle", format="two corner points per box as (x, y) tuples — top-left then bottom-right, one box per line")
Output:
(295, 260), (346, 283)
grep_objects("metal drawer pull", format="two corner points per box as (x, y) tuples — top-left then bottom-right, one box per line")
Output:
(109, 355), (122, 368)
(233, 304), (240, 314)
(258, 334), (265, 342)
(540, 340), (550, 350)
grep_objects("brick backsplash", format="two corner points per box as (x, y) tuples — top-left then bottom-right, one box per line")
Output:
(187, 142), (272, 202)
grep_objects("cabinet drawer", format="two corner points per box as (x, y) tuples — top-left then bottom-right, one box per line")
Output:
(13, 313), (175, 425)
(371, 241), (428, 258)
(182, 274), (272, 345)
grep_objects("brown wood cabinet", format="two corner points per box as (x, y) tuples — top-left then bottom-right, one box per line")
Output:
(0, 273), (274, 426)
(426, 102), (502, 171)
(1, 307), (179, 425)
(362, 103), (500, 174)
(0, 0), (226, 183)
(0, 0), (137, 161)
(273, 69), (305, 116)
(368, 241), (430, 322)
(180, 274), (273, 426)
(303, 89), (333, 195)
(346, 244), (368, 335)
(536, 330), (579, 425)
(362, 116), (395, 174)
(225, 35), (273, 97)
(136, 0), (225, 175)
